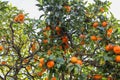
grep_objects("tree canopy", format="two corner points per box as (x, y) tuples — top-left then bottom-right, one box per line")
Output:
(0, 0), (120, 80)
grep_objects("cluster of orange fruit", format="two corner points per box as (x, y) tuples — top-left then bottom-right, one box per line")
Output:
(70, 56), (82, 66)
(14, 13), (25, 23)
(92, 21), (107, 28)
(90, 35), (102, 41)
(105, 44), (120, 62)
(39, 58), (55, 69)
(42, 25), (70, 52)
(91, 21), (109, 41)
(93, 21), (113, 37)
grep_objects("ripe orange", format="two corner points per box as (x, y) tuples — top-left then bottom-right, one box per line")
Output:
(0, 46), (3, 51)
(93, 22), (99, 28)
(39, 63), (43, 68)
(115, 55), (120, 62)
(37, 72), (43, 76)
(57, 31), (61, 35)
(43, 39), (48, 44)
(1, 61), (6, 65)
(107, 28), (113, 33)
(107, 28), (113, 37)
(17, 13), (25, 22)
(91, 36), (97, 41)
(55, 26), (61, 31)
(77, 60), (83, 65)
(62, 36), (68, 43)
(43, 31), (47, 36)
(46, 26), (51, 31)
(31, 43), (36, 52)
(80, 40), (85, 45)
(93, 74), (102, 80)
(23, 59), (28, 63)
(102, 21), (107, 27)
(64, 43), (69, 49)
(26, 65), (31, 71)
(105, 44), (114, 51)
(51, 77), (57, 80)
(97, 36), (102, 41)
(59, 46), (63, 50)
(64, 5), (71, 12)
(70, 56), (78, 63)
(45, 77), (48, 80)
(113, 45), (120, 54)
(79, 34), (86, 38)
(47, 50), (52, 55)
(47, 60), (55, 68)
(51, 77), (56, 80)
(107, 76), (113, 80)
(39, 58), (44, 65)
(100, 7), (104, 12)
(14, 16), (18, 22)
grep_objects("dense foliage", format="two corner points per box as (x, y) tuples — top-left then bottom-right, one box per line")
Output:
(0, 0), (120, 80)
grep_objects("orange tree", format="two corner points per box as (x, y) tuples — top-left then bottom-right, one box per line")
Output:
(0, 0), (120, 80)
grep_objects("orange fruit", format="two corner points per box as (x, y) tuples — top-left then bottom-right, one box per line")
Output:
(14, 16), (19, 22)
(47, 50), (52, 55)
(77, 60), (83, 65)
(41, 68), (46, 72)
(79, 34), (86, 38)
(17, 13), (25, 22)
(102, 21), (107, 27)
(37, 72), (43, 76)
(59, 46), (63, 50)
(80, 40), (85, 45)
(70, 56), (78, 63)
(91, 36), (97, 41)
(47, 60), (55, 68)
(51, 77), (56, 80)
(62, 36), (68, 43)
(26, 65), (31, 71)
(39, 63), (43, 68)
(31, 43), (36, 52)
(107, 76), (113, 80)
(107, 28), (113, 37)
(46, 26), (51, 31)
(93, 74), (102, 80)
(97, 36), (102, 41)
(64, 5), (71, 12)
(113, 45), (120, 54)
(57, 31), (61, 35)
(45, 77), (48, 80)
(43, 31), (47, 36)
(115, 55), (120, 62)
(0, 46), (3, 51)
(93, 22), (99, 28)
(105, 44), (114, 51)
(100, 7), (104, 12)
(55, 26), (61, 31)
(107, 28), (113, 33)
(23, 59), (28, 63)
(43, 39), (48, 44)
(64, 43), (69, 49)
(1, 61), (6, 65)
(39, 58), (44, 65)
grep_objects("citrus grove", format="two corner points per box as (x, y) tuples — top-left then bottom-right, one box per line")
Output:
(0, 0), (120, 80)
